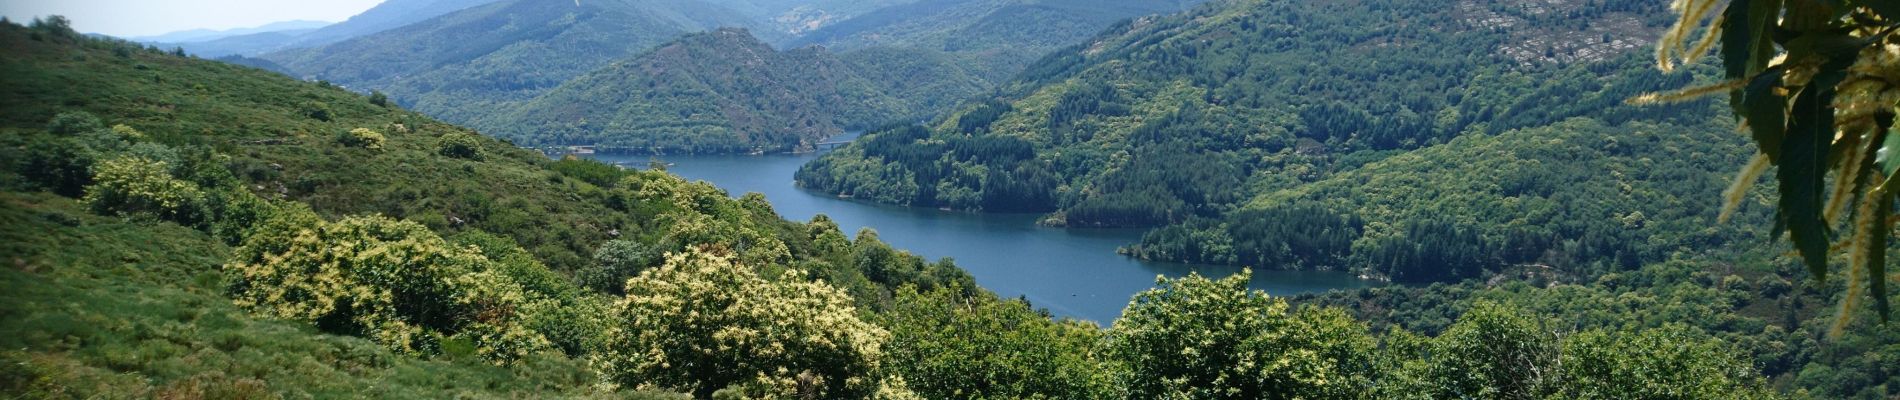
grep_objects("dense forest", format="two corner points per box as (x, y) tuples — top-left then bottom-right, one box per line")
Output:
(256, 0), (1206, 154)
(0, 16), (1849, 399)
(795, 0), (1736, 281)
(475, 28), (912, 153)
(261, 0), (770, 128)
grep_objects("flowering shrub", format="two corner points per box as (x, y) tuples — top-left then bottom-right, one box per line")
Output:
(601, 249), (896, 398)
(336, 128), (386, 150)
(83, 155), (206, 226)
(223, 207), (548, 363)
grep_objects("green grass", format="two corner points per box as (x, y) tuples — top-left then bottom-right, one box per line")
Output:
(0, 192), (688, 399)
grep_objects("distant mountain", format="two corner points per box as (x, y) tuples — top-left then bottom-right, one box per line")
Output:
(281, 0), (505, 49)
(265, 0), (763, 126)
(466, 0), (1199, 151)
(479, 28), (908, 152)
(128, 20), (330, 43)
(788, 0), (1202, 81)
(703, 0), (916, 37)
(170, 30), (317, 58)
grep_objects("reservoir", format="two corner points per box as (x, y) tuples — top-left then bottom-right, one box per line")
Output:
(587, 147), (1371, 323)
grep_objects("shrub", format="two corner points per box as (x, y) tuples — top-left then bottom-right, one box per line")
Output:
(336, 128), (385, 150)
(1107, 271), (1378, 399)
(46, 111), (102, 135)
(18, 136), (95, 197)
(301, 102), (333, 122)
(82, 155), (206, 226)
(579, 239), (658, 295)
(884, 285), (1111, 399)
(224, 209), (549, 362)
(436, 132), (484, 160)
(601, 249), (893, 399)
(369, 90), (390, 108)
(1557, 326), (1777, 399)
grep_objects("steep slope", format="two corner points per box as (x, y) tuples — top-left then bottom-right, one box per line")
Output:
(796, 0), (1727, 280)
(478, 28), (906, 153)
(158, 0), (506, 57)
(703, 0), (917, 37)
(280, 0), (506, 49)
(482, 0), (1201, 152)
(0, 20), (975, 398)
(789, 0), (1202, 81)
(264, 0), (762, 126)
(0, 18), (1840, 400)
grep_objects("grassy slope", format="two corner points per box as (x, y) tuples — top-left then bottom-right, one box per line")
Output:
(0, 21), (968, 399)
(0, 192), (659, 399)
(0, 22), (631, 272)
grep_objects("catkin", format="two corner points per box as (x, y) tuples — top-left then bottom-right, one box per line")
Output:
(1721, 153), (1771, 224)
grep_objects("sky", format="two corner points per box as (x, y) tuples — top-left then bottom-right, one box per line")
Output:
(0, 0), (383, 38)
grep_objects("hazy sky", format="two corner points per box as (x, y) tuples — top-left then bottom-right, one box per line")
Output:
(0, 0), (383, 38)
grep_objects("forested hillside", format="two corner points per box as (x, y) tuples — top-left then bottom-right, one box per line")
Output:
(477, 28), (907, 153)
(260, 0), (1203, 154)
(158, 0), (504, 58)
(263, 0), (763, 127)
(796, 0), (1726, 279)
(702, 0), (915, 37)
(789, 0), (1203, 82)
(0, 17), (1804, 399)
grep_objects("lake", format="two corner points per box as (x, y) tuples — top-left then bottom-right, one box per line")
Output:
(587, 146), (1371, 323)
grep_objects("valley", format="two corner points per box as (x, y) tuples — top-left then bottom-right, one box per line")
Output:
(2, 0), (1898, 398)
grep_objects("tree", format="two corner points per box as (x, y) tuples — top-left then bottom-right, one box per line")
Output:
(437, 132), (484, 160)
(1649, 0), (1900, 331)
(46, 111), (103, 136)
(223, 208), (549, 362)
(883, 285), (1110, 399)
(1420, 302), (1559, 400)
(1557, 326), (1779, 399)
(336, 128), (385, 150)
(1106, 271), (1376, 399)
(83, 155), (207, 226)
(601, 249), (895, 399)
(19, 136), (96, 197)
(369, 90), (390, 108)
(580, 239), (659, 295)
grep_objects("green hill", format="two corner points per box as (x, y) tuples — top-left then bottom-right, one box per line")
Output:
(263, 0), (763, 127)
(794, 0), (1733, 280)
(476, 28), (907, 153)
(791, 0), (1202, 82)
(0, 16), (1846, 400)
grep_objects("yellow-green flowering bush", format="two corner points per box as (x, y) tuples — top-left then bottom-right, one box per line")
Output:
(83, 155), (206, 226)
(336, 127), (386, 150)
(223, 206), (549, 363)
(601, 249), (893, 399)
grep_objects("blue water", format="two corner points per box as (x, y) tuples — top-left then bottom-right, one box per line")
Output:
(587, 145), (1371, 323)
